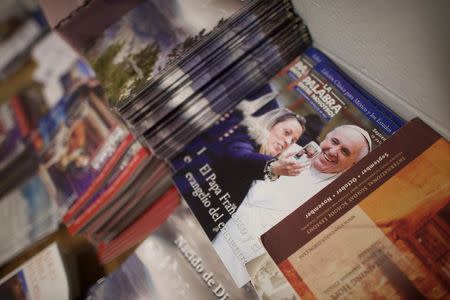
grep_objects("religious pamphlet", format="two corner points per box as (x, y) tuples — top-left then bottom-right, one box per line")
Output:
(261, 118), (449, 299)
(170, 48), (402, 287)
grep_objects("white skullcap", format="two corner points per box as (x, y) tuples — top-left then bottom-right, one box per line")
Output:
(340, 125), (373, 152)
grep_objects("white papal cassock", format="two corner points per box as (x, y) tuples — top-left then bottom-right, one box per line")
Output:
(213, 166), (339, 287)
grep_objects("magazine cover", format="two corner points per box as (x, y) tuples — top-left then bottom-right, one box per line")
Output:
(0, 168), (59, 265)
(170, 51), (402, 286)
(261, 118), (449, 299)
(85, 0), (246, 106)
(87, 201), (258, 300)
(302, 47), (406, 128)
(0, 243), (69, 300)
(36, 73), (126, 210)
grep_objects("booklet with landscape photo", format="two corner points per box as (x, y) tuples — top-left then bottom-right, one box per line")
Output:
(84, 0), (246, 106)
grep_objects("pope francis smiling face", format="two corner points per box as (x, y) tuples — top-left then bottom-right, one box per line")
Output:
(311, 126), (370, 174)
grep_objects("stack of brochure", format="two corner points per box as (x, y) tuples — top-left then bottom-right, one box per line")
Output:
(90, 44), (446, 300)
(85, 43), (449, 297)
(43, 0), (312, 160)
(11, 1), (449, 299)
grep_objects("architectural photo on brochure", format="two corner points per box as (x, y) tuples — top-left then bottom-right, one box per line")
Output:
(170, 48), (403, 287)
(261, 118), (449, 299)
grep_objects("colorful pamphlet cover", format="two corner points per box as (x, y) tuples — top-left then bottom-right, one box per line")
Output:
(85, 0), (245, 105)
(0, 243), (69, 300)
(0, 169), (59, 265)
(36, 60), (126, 210)
(87, 201), (258, 300)
(261, 118), (449, 299)
(170, 50), (402, 286)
